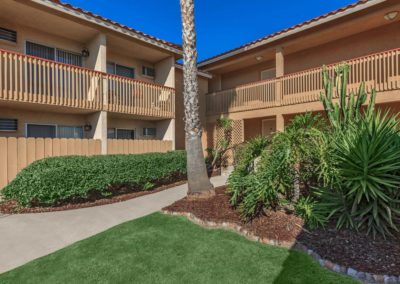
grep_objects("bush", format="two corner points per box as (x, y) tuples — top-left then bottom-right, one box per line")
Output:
(315, 112), (400, 237)
(1, 151), (186, 207)
(295, 196), (327, 229)
(228, 114), (326, 219)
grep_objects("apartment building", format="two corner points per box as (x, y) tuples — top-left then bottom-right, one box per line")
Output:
(199, 0), (400, 148)
(0, 0), (181, 156)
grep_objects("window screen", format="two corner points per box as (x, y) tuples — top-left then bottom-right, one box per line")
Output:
(58, 126), (84, 139)
(0, 118), (18, 131)
(116, 129), (135, 140)
(27, 124), (56, 138)
(56, 50), (82, 67)
(0, 27), (17, 43)
(116, 65), (135, 79)
(107, 128), (116, 139)
(142, 66), (155, 77)
(26, 42), (55, 60)
(143, 128), (156, 136)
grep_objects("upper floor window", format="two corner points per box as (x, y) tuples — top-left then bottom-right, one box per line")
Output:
(107, 62), (135, 79)
(25, 41), (83, 67)
(0, 27), (17, 43)
(142, 66), (155, 78)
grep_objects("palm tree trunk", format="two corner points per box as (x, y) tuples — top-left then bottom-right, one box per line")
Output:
(180, 0), (214, 196)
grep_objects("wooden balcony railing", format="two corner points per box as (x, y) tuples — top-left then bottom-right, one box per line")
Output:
(206, 48), (400, 115)
(0, 49), (175, 118)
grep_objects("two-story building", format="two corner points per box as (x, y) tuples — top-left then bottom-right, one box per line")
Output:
(0, 0), (181, 155)
(199, 0), (400, 149)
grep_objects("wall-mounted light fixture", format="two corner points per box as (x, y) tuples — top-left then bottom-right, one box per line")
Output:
(384, 11), (399, 21)
(255, 56), (263, 61)
(84, 124), (92, 132)
(81, 48), (90, 58)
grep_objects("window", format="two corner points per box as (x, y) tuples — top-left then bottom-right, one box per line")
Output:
(26, 42), (82, 67)
(142, 66), (155, 77)
(143, 128), (156, 137)
(117, 129), (135, 140)
(107, 62), (135, 79)
(26, 41), (55, 60)
(107, 128), (135, 140)
(107, 128), (116, 139)
(26, 124), (56, 138)
(261, 69), (276, 80)
(0, 118), (18, 131)
(58, 126), (84, 139)
(0, 27), (17, 43)
(56, 49), (83, 67)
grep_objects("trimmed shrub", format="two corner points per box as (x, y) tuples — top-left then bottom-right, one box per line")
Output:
(1, 151), (186, 207)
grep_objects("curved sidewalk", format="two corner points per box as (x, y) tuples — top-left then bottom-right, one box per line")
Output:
(0, 175), (227, 274)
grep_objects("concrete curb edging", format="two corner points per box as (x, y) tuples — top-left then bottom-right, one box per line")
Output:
(162, 210), (400, 284)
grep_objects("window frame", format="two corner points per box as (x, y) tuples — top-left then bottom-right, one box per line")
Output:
(108, 128), (136, 140)
(0, 27), (17, 44)
(25, 123), (58, 138)
(107, 62), (135, 79)
(0, 118), (18, 132)
(142, 66), (155, 78)
(24, 40), (83, 67)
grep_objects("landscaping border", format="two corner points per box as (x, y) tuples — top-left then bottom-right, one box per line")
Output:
(162, 210), (400, 284)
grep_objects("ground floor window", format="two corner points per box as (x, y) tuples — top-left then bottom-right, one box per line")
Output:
(143, 127), (156, 137)
(107, 128), (135, 140)
(58, 126), (84, 139)
(26, 124), (84, 138)
(26, 124), (57, 138)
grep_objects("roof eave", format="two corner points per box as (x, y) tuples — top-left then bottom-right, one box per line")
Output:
(198, 0), (386, 68)
(30, 0), (183, 56)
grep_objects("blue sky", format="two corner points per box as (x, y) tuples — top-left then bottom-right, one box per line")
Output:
(66, 0), (356, 61)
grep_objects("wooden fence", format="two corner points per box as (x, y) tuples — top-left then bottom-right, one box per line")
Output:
(0, 137), (173, 189)
(107, 139), (173, 155)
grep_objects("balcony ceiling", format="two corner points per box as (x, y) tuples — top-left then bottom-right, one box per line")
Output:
(204, 1), (400, 74)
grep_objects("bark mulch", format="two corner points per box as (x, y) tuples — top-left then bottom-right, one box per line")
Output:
(163, 186), (400, 276)
(0, 180), (187, 214)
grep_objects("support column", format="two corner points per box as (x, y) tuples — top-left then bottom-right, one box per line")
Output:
(86, 33), (108, 154)
(275, 47), (285, 106)
(276, 114), (285, 132)
(87, 111), (108, 154)
(155, 56), (176, 150)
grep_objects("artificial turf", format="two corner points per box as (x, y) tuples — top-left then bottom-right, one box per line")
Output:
(0, 213), (357, 284)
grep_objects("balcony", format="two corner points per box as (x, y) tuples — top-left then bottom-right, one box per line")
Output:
(0, 49), (175, 119)
(206, 48), (400, 115)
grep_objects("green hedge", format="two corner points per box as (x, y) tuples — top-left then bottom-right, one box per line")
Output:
(1, 151), (186, 207)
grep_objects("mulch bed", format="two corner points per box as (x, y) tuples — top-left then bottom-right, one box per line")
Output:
(0, 180), (188, 214)
(163, 186), (400, 276)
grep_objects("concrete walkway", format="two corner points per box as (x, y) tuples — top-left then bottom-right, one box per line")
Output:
(0, 175), (227, 274)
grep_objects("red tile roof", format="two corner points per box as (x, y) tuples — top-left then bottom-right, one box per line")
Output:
(198, 0), (375, 66)
(47, 0), (182, 52)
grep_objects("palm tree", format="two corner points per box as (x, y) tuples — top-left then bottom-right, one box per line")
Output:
(180, 0), (214, 197)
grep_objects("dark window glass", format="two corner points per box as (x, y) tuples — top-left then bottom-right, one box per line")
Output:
(142, 66), (155, 77)
(58, 126), (84, 138)
(143, 128), (156, 136)
(116, 129), (135, 140)
(0, 118), (18, 131)
(0, 27), (17, 43)
(107, 128), (116, 139)
(26, 42), (55, 60)
(56, 50), (82, 67)
(27, 124), (56, 138)
(116, 65), (135, 79)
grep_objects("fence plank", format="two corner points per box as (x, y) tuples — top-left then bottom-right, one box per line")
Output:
(17, 138), (27, 172)
(0, 138), (8, 189)
(7, 138), (18, 184)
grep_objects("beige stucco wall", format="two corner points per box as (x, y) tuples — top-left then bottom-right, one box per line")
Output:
(107, 116), (157, 140)
(0, 107), (91, 138)
(215, 22), (400, 92)
(175, 69), (209, 150)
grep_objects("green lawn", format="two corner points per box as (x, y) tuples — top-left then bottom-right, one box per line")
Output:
(0, 213), (357, 284)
